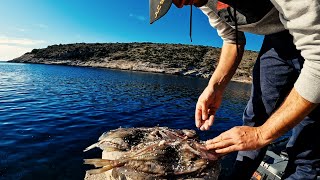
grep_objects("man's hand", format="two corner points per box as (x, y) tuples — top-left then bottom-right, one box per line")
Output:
(205, 88), (318, 155)
(205, 126), (267, 154)
(195, 86), (223, 131)
(195, 43), (244, 131)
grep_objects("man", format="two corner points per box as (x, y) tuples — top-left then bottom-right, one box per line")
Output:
(150, 0), (320, 179)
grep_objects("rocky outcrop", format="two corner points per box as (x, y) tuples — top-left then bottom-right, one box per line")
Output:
(10, 42), (258, 82)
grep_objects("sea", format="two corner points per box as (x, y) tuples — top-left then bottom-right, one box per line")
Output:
(0, 62), (251, 179)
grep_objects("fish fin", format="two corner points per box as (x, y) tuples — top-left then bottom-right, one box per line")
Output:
(84, 158), (125, 171)
(84, 159), (114, 167)
(98, 132), (109, 141)
(86, 167), (111, 174)
(83, 143), (98, 152)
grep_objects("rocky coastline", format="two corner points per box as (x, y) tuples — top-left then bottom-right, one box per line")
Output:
(10, 42), (258, 83)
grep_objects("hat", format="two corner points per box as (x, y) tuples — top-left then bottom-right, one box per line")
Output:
(149, 0), (173, 24)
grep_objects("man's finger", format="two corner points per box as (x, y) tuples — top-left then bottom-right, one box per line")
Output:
(206, 137), (220, 145)
(206, 132), (232, 144)
(201, 103), (208, 121)
(200, 120), (211, 131)
(215, 145), (238, 154)
(206, 139), (234, 150)
(205, 135), (223, 148)
(195, 106), (202, 128)
(208, 114), (215, 126)
(199, 123), (208, 131)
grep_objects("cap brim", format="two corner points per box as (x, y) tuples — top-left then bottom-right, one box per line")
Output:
(150, 0), (173, 24)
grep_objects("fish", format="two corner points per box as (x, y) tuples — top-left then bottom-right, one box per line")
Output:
(84, 127), (221, 179)
(83, 127), (197, 152)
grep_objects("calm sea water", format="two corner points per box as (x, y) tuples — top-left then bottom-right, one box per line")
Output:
(0, 62), (251, 180)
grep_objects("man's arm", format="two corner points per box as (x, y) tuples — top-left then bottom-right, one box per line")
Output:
(271, 0), (320, 104)
(206, 88), (318, 153)
(195, 43), (244, 130)
(205, 0), (320, 153)
(196, 0), (246, 130)
(260, 88), (317, 144)
(208, 43), (244, 89)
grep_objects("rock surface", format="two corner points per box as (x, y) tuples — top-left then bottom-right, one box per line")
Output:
(10, 42), (258, 83)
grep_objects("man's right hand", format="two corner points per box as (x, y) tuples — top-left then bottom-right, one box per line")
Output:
(195, 85), (223, 131)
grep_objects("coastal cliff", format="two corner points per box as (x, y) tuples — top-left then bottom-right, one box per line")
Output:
(11, 42), (258, 82)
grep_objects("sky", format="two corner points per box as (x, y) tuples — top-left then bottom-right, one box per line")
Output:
(0, 0), (264, 61)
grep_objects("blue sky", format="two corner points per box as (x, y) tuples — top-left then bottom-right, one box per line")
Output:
(0, 0), (263, 60)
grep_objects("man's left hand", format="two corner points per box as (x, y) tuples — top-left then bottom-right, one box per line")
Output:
(205, 126), (268, 154)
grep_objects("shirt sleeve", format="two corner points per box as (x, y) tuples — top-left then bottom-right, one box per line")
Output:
(271, 0), (320, 103)
(199, 3), (246, 45)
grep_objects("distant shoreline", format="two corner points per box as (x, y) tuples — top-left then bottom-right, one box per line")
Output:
(10, 42), (258, 83)
(7, 61), (253, 84)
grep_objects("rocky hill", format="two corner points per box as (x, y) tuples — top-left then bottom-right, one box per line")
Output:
(11, 42), (258, 83)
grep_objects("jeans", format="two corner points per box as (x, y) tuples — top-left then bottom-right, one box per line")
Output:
(228, 31), (320, 179)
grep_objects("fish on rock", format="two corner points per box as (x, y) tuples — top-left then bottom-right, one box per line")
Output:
(84, 127), (197, 152)
(84, 127), (221, 179)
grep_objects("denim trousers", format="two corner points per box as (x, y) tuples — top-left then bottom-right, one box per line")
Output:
(228, 31), (320, 179)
